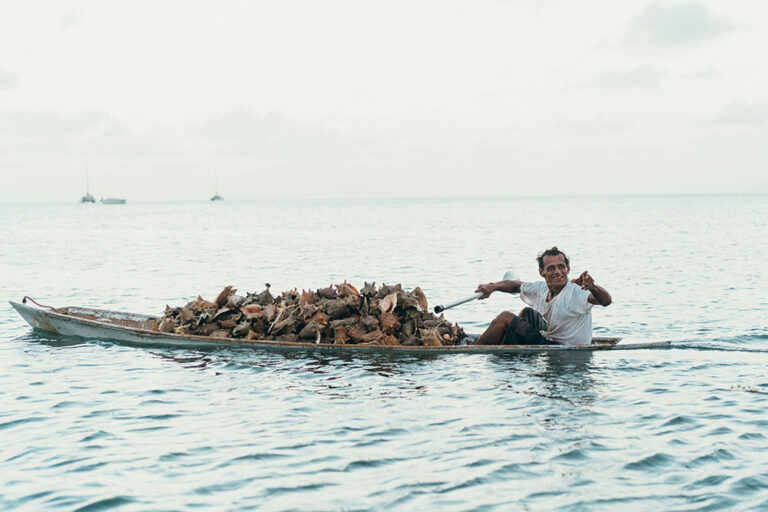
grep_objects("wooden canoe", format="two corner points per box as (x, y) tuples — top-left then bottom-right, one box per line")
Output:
(9, 300), (671, 353)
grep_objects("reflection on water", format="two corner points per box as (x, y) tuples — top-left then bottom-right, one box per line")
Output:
(22, 328), (442, 376)
(537, 352), (601, 406)
(22, 328), (604, 406)
(153, 346), (443, 376)
(15, 330), (92, 348)
(491, 351), (601, 407)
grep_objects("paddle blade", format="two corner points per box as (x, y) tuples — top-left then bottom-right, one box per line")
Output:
(503, 269), (519, 281)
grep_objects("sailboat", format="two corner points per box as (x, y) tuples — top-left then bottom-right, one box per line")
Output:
(80, 173), (95, 203)
(211, 172), (223, 201)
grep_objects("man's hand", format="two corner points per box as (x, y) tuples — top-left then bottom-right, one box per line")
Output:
(572, 270), (595, 290)
(573, 271), (612, 306)
(475, 283), (496, 300)
(476, 280), (522, 298)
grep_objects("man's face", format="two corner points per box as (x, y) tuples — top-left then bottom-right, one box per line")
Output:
(539, 254), (569, 289)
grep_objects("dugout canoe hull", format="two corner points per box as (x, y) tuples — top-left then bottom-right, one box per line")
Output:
(9, 301), (671, 353)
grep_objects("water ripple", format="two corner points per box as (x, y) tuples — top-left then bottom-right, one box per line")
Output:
(72, 496), (135, 512)
(0, 417), (45, 431)
(624, 453), (676, 471)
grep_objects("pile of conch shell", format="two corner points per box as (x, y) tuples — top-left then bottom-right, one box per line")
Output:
(154, 282), (466, 346)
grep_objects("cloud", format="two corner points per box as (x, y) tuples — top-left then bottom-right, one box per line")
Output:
(60, 9), (83, 30)
(189, 105), (351, 158)
(591, 65), (667, 89)
(555, 116), (635, 136)
(684, 67), (719, 80)
(0, 108), (177, 157)
(706, 101), (768, 126)
(93, 124), (179, 158)
(629, 2), (737, 46)
(190, 106), (291, 140)
(0, 109), (112, 138)
(0, 69), (19, 89)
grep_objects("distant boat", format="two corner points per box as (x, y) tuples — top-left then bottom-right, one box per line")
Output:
(211, 172), (223, 201)
(80, 173), (95, 203)
(101, 197), (126, 205)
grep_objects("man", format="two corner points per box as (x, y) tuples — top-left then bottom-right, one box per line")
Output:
(472, 247), (612, 346)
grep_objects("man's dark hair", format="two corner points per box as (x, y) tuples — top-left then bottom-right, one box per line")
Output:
(537, 247), (569, 269)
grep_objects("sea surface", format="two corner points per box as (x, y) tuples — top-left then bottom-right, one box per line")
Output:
(1, 195), (767, 511)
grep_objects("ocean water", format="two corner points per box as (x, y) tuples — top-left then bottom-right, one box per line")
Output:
(1, 195), (767, 511)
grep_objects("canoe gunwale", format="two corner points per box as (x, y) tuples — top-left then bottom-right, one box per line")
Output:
(9, 301), (671, 353)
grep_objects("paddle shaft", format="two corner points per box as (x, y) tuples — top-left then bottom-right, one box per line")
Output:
(433, 292), (483, 313)
(433, 270), (519, 314)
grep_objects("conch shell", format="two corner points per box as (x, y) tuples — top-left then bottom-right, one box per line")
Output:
(420, 328), (443, 347)
(335, 282), (359, 297)
(214, 286), (236, 308)
(360, 282), (377, 296)
(299, 289), (318, 306)
(382, 334), (400, 346)
(317, 285), (336, 299)
(242, 304), (263, 319)
(361, 328), (384, 343)
(379, 312), (400, 334)
(411, 287), (428, 311)
(379, 292), (397, 314)
(334, 326), (350, 345)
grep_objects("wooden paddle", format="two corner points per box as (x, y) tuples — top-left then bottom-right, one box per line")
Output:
(434, 270), (519, 313)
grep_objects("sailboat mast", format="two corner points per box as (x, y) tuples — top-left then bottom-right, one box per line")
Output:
(86, 157), (92, 194)
(210, 171), (223, 201)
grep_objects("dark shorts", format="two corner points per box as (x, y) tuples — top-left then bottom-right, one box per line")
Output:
(503, 307), (557, 346)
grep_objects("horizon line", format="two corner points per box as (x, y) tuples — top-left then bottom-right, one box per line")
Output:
(1, 191), (766, 205)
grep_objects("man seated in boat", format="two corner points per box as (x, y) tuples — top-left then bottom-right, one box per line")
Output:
(472, 247), (612, 345)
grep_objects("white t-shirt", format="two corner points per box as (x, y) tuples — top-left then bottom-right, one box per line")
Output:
(519, 281), (594, 345)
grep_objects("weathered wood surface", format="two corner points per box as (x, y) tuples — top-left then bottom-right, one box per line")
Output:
(10, 301), (671, 353)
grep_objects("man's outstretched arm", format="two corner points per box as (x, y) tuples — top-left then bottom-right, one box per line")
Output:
(572, 271), (612, 306)
(475, 280), (522, 299)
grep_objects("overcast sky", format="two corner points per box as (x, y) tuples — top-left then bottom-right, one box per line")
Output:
(1, 0), (766, 201)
